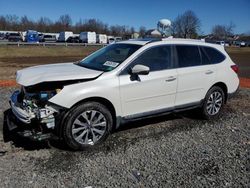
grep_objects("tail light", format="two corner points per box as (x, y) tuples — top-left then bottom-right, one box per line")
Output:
(231, 65), (239, 74)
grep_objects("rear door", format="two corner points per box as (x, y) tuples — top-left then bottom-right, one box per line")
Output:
(119, 45), (177, 117)
(175, 45), (216, 106)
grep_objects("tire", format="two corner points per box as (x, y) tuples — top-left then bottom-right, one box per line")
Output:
(63, 102), (113, 150)
(201, 86), (225, 119)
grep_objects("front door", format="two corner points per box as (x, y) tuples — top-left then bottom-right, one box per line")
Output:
(119, 45), (178, 117)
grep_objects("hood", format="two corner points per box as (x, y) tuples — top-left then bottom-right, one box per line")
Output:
(16, 62), (103, 86)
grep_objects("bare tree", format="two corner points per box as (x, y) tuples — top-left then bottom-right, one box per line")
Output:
(5, 15), (19, 30)
(172, 10), (201, 38)
(212, 22), (235, 40)
(36, 17), (53, 32)
(0, 14), (139, 36)
(20, 16), (35, 31)
(57, 14), (72, 30)
(0, 16), (7, 30)
(139, 26), (146, 37)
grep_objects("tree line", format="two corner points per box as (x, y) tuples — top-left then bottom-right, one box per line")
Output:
(0, 11), (236, 39)
(0, 14), (138, 38)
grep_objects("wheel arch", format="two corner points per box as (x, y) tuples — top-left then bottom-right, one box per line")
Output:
(209, 82), (228, 103)
(71, 96), (117, 126)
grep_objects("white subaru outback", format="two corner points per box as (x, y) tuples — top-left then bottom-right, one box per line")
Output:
(7, 39), (239, 150)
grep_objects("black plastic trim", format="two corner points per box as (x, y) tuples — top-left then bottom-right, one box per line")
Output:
(121, 101), (203, 122)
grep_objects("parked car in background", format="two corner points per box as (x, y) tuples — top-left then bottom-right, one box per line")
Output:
(80, 32), (96, 43)
(66, 36), (80, 43)
(107, 36), (115, 44)
(115, 37), (122, 42)
(8, 32), (22, 42)
(240, 41), (246, 47)
(4, 33), (9, 39)
(234, 41), (241, 47)
(234, 41), (247, 47)
(58, 31), (74, 42)
(7, 38), (239, 150)
(38, 33), (44, 42)
(216, 41), (225, 46)
(0, 33), (5, 40)
(42, 34), (57, 42)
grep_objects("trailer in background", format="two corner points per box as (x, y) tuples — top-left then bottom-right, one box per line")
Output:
(58, 31), (74, 42)
(20, 31), (27, 41)
(96, 34), (107, 44)
(80, 32), (96, 43)
(25, 30), (39, 43)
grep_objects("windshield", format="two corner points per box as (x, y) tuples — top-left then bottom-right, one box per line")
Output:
(78, 43), (142, 71)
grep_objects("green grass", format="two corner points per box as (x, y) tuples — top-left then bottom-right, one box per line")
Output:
(226, 46), (250, 53)
(0, 46), (101, 58)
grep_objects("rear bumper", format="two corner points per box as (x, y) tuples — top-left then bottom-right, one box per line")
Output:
(228, 85), (239, 100)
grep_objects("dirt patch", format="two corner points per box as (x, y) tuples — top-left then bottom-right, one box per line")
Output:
(0, 46), (101, 80)
(0, 56), (85, 80)
(240, 78), (250, 88)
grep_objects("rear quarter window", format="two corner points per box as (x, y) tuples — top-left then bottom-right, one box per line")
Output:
(176, 45), (201, 67)
(203, 46), (226, 64)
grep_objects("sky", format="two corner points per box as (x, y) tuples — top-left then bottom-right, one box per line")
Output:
(1, 0), (250, 34)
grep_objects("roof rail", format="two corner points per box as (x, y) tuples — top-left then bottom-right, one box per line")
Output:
(162, 38), (205, 43)
(129, 38), (162, 44)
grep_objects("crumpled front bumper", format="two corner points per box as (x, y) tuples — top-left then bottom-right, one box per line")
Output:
(5, 109), (57, 141)
(9, 90), (35, 124)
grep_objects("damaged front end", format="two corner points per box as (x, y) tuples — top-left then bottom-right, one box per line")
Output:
(8, 85), (65, 141)
(6, 62), (103, 142)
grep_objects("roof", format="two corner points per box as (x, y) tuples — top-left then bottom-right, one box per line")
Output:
(118, 38), (225, 51)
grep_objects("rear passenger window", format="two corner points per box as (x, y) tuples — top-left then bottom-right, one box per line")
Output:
(129, 45), (172, 72)
(203, 47), (225, 64)
(200, 47), (211, 65)
(176, 45), (201, 67)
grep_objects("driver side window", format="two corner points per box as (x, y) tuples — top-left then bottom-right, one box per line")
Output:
(122, 45), (173, 74)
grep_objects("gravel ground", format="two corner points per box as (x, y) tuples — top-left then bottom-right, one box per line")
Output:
(0, 87), (249, 187)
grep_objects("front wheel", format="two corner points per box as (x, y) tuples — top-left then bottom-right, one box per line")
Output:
(63, 102), (113, 150)
(201, 86), (225, 119)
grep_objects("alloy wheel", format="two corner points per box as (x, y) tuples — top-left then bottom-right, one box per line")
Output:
(72, 110), (107, 145)
(206, 91), (223, 115)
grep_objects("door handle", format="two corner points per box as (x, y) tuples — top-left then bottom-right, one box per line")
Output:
(205, 70), (214, 75)
(165, 76), (176, 82)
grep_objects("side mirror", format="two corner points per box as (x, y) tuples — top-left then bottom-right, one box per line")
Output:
(130, 64), (150, 75)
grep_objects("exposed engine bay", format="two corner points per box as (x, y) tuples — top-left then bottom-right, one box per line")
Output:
(14, 86), (60, 125)
(8, 83), (65, 141)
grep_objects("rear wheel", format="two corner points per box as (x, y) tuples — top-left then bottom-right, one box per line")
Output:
(63, 102), (113, 150)
(201, 86), (225, 119)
